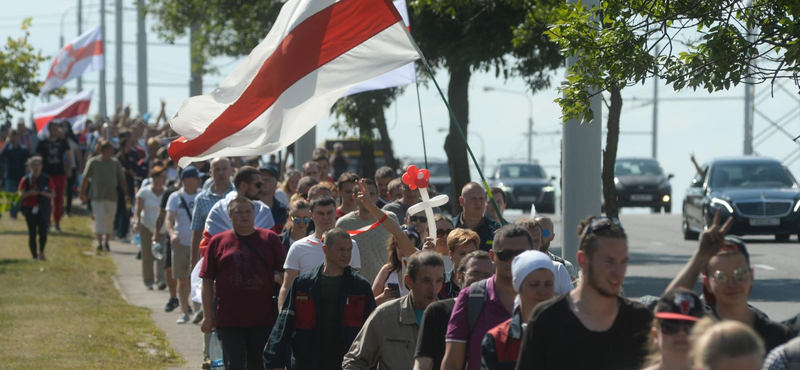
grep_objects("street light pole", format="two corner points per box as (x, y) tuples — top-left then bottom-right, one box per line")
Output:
(483, 86), (535, 162)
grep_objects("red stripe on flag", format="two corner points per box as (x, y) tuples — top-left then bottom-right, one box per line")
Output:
(45, 40), (104, 80)
(168, 0), (403, 162)
(34, 99), (92, 131)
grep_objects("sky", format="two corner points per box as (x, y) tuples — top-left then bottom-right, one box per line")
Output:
(4, 0), (800, 213)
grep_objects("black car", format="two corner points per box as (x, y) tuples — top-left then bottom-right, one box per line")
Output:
(490, 162), (556, 213)
(682, 156), (800, 241)
(614, 158), (674, 213)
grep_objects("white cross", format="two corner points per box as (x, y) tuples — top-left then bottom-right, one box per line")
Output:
(408, 187), (449, 241)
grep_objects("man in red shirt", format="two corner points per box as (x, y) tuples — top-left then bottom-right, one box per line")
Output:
(200, 196), (286, 370)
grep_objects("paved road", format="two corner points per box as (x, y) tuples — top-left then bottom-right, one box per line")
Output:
(504, 211), (800, 322)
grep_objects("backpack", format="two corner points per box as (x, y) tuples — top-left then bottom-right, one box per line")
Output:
(467, 278), (489, 334)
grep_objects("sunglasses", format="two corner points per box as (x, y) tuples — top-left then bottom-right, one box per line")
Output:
(291, 216), (311, 224)
(410, 215), (427, 223)
(437, 228), (453, 238)
(251, 181), (263, 189)
(495, 249), (525, 262)
(581, 217), (624, 236)
(710, 267), (750, 285)
(660, 319), (695, 335)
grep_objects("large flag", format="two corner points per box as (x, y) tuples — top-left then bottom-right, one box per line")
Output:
(168, 0), (421, 167)
(40, 26), (103, 96)
(343, 0), (416, 97)
(33, 89), (93, 138)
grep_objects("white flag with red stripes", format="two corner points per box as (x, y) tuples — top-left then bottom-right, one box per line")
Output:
(33, 89), (93, 138)
(168, 0), (421, 167)
(40, 26), (104, 96)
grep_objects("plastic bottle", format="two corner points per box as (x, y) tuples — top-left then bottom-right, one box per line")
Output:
(209, 330), (224, 370)
(132, 232), (141, 247)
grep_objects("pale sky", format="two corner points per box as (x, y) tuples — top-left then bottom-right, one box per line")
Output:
(4, 0), (800, 211)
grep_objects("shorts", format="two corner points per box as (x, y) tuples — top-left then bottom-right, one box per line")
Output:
(171, 241), (191, 279)
(91, 200), (117, 235)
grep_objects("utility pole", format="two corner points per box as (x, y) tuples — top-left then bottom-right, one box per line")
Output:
(114, 0), (123, 108)
(136, 0), (148, 115)
(77, 0), (82, 92)
(528, 116), (534, 162)
(652, 67), (659, 159)
(99, 0), (107, 117)
(561, 0), (602, 267)
(189, 24), (203, 97)
(743, 14), (755, 155)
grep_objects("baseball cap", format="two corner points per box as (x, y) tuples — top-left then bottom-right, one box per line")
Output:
(259, 164), (279, 180)
(655, 288), (705, 322)
(181, 166), (200, 179)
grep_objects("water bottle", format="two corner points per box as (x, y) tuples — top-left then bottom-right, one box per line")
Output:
(209, 330), (224, 370)
(151, 241), (164, 261)
(132, 232), (141, 247)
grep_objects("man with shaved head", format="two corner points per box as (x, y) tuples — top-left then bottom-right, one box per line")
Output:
(451, 182), (501, 251)
(536, 216), (577, 282)
(191, 157), (234, 268)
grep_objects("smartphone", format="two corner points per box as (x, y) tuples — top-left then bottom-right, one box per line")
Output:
(387, 283), (399, 295)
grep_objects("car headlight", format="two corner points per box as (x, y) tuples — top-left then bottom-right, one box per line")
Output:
(542, 186), (555, 192)
(710, 197), (734, 213)
(499, 184), (513, 193)
(794, 199), (800, 212)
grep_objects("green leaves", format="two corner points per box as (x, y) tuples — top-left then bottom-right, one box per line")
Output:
(0, 19), (51, 125)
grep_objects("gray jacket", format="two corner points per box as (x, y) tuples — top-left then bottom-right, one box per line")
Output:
(343, 294), (420, 369)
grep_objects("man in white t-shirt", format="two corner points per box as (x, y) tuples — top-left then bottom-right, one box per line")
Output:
(278, 196), (361, 310)
(165, 166), (201, 324)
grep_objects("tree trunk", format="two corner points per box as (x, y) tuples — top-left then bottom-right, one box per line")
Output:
(602, 86), (623, 218)
(444, 65), (472, 215)
(359, 119), (377, 180)
(375, 111), (400, 171)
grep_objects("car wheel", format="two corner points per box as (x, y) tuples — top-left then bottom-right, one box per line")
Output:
(775, 234), (791, 242)
(682, 213), (700, 240)
(652, 207), (661, 214)
(664, 203), (672, 214)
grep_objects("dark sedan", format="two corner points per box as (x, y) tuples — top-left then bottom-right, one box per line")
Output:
(614, 158), (674, 213)
(682, 156), (800, 241)
(490, 162), (556, 213)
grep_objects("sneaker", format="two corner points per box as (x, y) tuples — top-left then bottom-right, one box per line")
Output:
(157, 281), (167, 291)
(54, 225), (62, 234)
(192, 309), (204, 324)
(146, 284), (154, 291)
(38, 251), (46, 261)
(202, 358), (211, 370)
(176, 313), (190, 324)
(136, 250), (142, 260)
(96, 244), (104, 252)
(164, 298), (179, 312)
(104, 243), (110, 252)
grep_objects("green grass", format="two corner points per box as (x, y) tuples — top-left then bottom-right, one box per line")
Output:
(0, 209), (183, 369)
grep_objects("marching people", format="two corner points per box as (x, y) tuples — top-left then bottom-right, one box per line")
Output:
(1, 129), (30, 219)
(80, 141), (128, 252)
(690, 319), (765, 370)
(374, 166), (395, 208)
(535, 216), (578, 282)
(263, 228), (375, 370)
(282, 199), (312, 252)
(17, 156), (54, 260)
(641, 288), (706, 370)
(134, 165), (168, 290)
(451, 182), (501, 251)
(36, 121), (72, 233)
(165, 166), (201, 324)
(484, 187), (506, 225)
(258, 165), (288, 233)
(439, 228), (480, 300)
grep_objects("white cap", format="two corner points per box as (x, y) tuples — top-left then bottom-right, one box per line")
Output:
(512, 250), (556, 292)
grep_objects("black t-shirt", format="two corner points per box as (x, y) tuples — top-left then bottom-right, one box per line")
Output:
(36, 139), (69, 176)
(516, 295), (653, 370)
(710, 306), (796, 353)
(415, 298), (456, 370)
(319, 274), (344, 370)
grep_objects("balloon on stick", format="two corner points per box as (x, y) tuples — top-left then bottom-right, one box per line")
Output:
(403, 165), (449, 242)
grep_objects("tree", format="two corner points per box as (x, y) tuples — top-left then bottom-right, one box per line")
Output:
(411, 0), (562, 214)
(0, 19), (55, 126)
(331, 88), (403, 179)
(542, 0), (800, 217)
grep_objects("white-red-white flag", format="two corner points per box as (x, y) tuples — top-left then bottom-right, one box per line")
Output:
(40, 26), (103, 96)
(168, 0), (421, 167)
(343, 0), (416, 97)
(34, 89), (93, 138)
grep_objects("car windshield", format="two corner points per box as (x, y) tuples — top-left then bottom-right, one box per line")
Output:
(497, 164), (545, 179)
(711, 162), (795, 188)
(615, 160), (663, 176)
(409, 162), (449, 177)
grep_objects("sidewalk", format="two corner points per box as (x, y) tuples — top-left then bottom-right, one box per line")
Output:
(109, 239), (205, 370)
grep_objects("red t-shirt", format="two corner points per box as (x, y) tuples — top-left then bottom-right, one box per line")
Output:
(18, 175), (55, 208)
(199, 228), (286, 328)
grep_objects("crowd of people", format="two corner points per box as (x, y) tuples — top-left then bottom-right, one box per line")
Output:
(2, 107), (800, 370)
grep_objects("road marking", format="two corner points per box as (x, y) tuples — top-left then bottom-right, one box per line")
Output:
(754, 264), (777, 271)
(651, 242), (665, 246)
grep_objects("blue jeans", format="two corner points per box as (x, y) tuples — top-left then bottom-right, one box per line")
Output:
(5, 177), (21, 218)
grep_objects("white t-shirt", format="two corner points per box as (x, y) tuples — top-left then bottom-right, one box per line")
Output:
(275, 188), (289, 207)
(136, 185), (165, 233)
(284, 235), (361, 275)
(165, 189), (199, 246)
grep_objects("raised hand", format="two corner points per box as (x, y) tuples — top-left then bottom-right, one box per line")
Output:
(698, 208), (733, 258)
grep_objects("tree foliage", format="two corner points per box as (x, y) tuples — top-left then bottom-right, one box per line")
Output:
(0, 19), (55, 126)
(545, 0), (800, 122)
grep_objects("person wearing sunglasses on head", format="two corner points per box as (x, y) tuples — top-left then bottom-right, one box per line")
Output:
(442, 224), (533, 370)
(452, 182), (502, 252)
(641, 288), (706, 370)
(517, 215), (654, 370)
(666, 210), (794, 353)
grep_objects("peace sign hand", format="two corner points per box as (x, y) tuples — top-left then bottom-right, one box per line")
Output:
(698, 208), (734, 258)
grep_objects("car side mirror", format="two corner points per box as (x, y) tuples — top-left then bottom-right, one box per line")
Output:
(550, 176), (556, 181)
(668, 173), (674, 180)
(691, 179), (702, 188)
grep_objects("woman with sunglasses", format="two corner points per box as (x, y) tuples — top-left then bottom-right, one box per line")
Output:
(281, 199), (312, 253)
(642, 288), (705, 370)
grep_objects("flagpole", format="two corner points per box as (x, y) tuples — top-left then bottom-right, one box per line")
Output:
(99, 0), (107, 117)
(77, 0), (83, 92)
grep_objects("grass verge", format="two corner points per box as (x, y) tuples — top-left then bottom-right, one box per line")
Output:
(0, 209), (183, 369)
